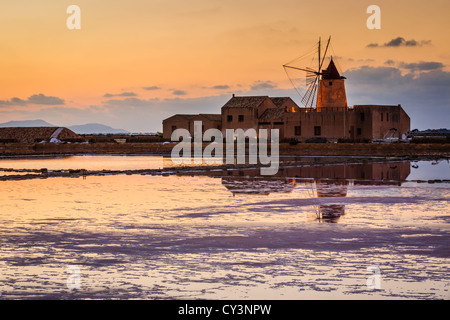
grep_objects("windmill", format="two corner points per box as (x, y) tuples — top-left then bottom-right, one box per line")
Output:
(283, 36), (344, 109)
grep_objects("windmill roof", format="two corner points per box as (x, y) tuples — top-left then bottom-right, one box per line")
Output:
(322, 58), (343, 80)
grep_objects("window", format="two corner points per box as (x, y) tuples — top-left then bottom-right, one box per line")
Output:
(314, 126), (321, 136)
(227, 115), (233, 122)
(386, 113), (389, 121)
(357, 128), (362, 136)
(295, 126), (301, 136)
(238, 115), (244, 122)
(381, 112), (383, 121)
(360, 112), (365, 121)
(171, 125), (176, 132)
(274, 122), (284, 125)
(329, 81), (333, 86)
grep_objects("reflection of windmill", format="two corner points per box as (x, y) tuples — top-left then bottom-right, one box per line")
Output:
(283, 37), (347, 111)
(315, 180), (348, 223)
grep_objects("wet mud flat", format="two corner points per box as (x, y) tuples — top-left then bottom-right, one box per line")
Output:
(0, 170), (449, 300)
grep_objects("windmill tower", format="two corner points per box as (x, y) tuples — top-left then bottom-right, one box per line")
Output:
(283, 37), (348, 112)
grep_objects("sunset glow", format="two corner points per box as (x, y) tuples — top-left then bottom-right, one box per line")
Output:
(1, 0), (449, 131)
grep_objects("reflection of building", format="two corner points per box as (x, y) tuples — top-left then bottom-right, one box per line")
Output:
(316, 180), (348, 222)
(217, 162), (411, 222)
(212, 161), (411, 183)
(222, 178), (294, 196)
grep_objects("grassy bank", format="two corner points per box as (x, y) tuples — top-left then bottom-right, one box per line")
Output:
(1, 142), (450, 157)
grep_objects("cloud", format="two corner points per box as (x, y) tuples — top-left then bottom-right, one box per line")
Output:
(97, 94), (229, 132)
(3, 64), (449, 133)
(367, 37), (431, 48)
(103, 92), (137, 98)
(398, 61), (444, 72)
(0, 93), (65, 107)
(142, 86), (161, 91)
(210, 85), (230, 90)
(103, 97), (156, 108)
(27, 94), (65, 105)
(250, 81), (277, 91)
(345, 65), (450, 130)
(382, 60), (444, 72)
(172, 90), (187, 96)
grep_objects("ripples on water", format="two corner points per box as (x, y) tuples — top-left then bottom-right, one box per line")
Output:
(0, 156), (449, 299)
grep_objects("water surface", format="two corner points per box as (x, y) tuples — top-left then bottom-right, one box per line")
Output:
(0, 156), (448, 299)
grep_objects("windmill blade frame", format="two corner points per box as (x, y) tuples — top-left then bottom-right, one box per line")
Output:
(283, 36), (332, 109)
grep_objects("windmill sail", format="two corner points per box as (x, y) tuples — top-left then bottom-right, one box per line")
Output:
(283, 36), (332, 109)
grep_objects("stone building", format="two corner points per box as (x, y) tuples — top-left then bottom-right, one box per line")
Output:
(162, 59), (410, 142)
(162, 114), (221, 138)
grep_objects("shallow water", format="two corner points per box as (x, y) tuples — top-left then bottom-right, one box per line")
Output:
(0, 156), (448, 299)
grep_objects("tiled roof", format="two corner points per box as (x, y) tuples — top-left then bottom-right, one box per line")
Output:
(163, 114), (197, 121)
(222, 96), (269, 109)
(259, 108), (286, 121)
(270, 97), (292, 108)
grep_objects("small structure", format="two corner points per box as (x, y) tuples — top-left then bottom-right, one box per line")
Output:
(0, 127), (81, 143)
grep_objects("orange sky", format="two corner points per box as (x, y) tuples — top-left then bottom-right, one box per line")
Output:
(1, 0), (449, 131)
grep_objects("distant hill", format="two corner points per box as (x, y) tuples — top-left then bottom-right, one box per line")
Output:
(0, 119), (56, 127)
(68, 123), (130, 134)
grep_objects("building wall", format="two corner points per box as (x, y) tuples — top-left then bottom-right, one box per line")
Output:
(284, 111), (351, 141)
(316, 79), (348, 112)
(163, 115), (222, 139)
(221, 107), (259, 134)
(163, 99), (411, 142)
(282, 105), (410, 141)
(354, 105), (410, 140)
(194, 115), (222, 136)
(162, 116), (193, 139)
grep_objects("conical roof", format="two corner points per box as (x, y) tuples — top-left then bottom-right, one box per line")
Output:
(322, 58), (344, 80)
